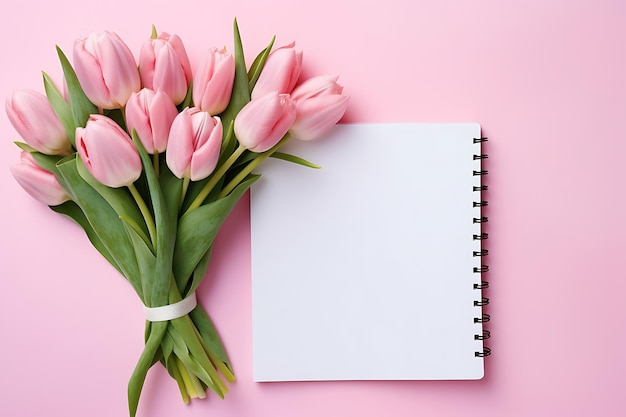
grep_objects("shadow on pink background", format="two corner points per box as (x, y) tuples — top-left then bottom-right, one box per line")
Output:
(1, 1), (625, 416)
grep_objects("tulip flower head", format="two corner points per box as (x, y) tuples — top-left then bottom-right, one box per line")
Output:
(251, 42), (303, 100)
(139, 32), (193, 105)
(289, 75), (349, 141)
(234, 92), (296, 153)
(6, 89), (72, 155)
(10, 151), (70, 206)
(126, 88), (178, 154)
(166, 108), (223, 181)
(73, 31), (141, 109)
(192, 47), (235, 115)
(76, 114), (142, 188)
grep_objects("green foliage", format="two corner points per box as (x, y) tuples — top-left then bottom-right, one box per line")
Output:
(56, 46), (97, 132)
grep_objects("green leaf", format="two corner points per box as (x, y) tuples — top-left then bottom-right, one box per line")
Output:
(56, 154), (142, 298)
(104, 108), (127, 131)
(186, 246), (213, 296)
(120, 215), (154, 255)
(247, 36), (275, 91)
(173, 175), (259, 290)
(42, 71), (75, 146)
(219, 18), (251, 149)
(190, 305), (233, 374)
(14, 141), (36, 152)
(169, 315), (229, 397)
(132, 131), (176, 308)
(158, 162), (184, 221)
(29, 151), (64, 173)
(219, 120), (237, 160)
(75, 157), (149, 240)
(166, 322), (220, 395)
(122, 220), (157, 306)
(56, 46), (98, 130)
(271, 152), (322, 169)
(178, 80), (194, 111)
(51, 201), (123, 275)
(128, 321), (167, 417)
(161, 333), (191, 403)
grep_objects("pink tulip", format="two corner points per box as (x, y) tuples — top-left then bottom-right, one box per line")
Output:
(73, 31), (141, 109)
(139, 32), (192, 105)
(126, 89), (178, 154)
(192, 47), (235, 115)
(289, 75), (349, 141)
(76, 114), (142, 188)
(166, 108), (222, 181)
(6, 89), (72, 155)
(251, 42), (303, 100)
(10, 151), (70, 206)
(234, 93), (296, 153)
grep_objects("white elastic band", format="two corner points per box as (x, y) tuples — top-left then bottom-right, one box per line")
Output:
(144, 292), (197, 322)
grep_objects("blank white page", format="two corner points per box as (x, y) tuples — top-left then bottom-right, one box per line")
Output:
(250, 123), (486, 381)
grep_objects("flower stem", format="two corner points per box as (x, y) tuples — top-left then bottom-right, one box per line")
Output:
(128, 183), (157, 247)
(153, 151), (160, 177)
(175, 357), (200, 399)
(184, 144), (246, 215)
(218, 135), (290, 199)
(180, 177), (190, 211)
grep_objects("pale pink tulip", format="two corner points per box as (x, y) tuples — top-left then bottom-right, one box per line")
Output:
(6, 89), (72, 155)
(251, 42), (302, 100)
(234, 93), (296, 153)
(126, 89), (178, 154)
(289, 75), (349, 141)
(139, 32), (192, 105)
(192, 47), (235, 115)
(166, 108), (222, 181)
(10, 151), (70, 206)
(76, 115), (142, 188)
(73, 31), (141, 109)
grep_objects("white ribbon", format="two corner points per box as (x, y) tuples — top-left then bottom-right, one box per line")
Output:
(144, 292), (197, 322)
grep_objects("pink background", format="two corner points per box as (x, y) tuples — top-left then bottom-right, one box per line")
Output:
(1, 1), (625, 416)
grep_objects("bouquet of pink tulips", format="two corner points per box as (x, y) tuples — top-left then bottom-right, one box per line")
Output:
(7, 20), (348, 416)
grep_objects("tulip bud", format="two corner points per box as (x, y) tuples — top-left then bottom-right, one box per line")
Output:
(6, 89), (72, 155)
(139, 32), (192, 105)
(126, 88), (178, 154)
(10, 151), (70, 206)
(289, 75), (349, 141)
(192, 47), (235, 115)
(73, 31), (141, 109)
(234, 93), (296, 153)
(251, 42), (302, 100)
(166, 108), (222, 181)
(76, 114), (142, 188)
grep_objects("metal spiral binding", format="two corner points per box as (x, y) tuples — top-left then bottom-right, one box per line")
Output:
(473, 137), (491, 358)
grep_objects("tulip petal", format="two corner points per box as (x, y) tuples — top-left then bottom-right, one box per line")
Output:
(291, 75), (342, 101)
(74, 37), (112, 108)
(290, 95), (349, 141)
(6, 89), (72, 155)
(98, 32), (140, 108)
(234, 93), (296, 152)
(10, 153), (69, 206)
(153, 44), (189, 104)
(189, 119), (222, 181)
(76, 115), (142, 187)
(193, 48), (235, 115)
(251, 43), (303, 100)
(166, 109), (195, 178)
(74, 32), (140, 109)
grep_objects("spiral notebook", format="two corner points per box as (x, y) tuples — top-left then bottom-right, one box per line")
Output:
(250, 123), (490, 381)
